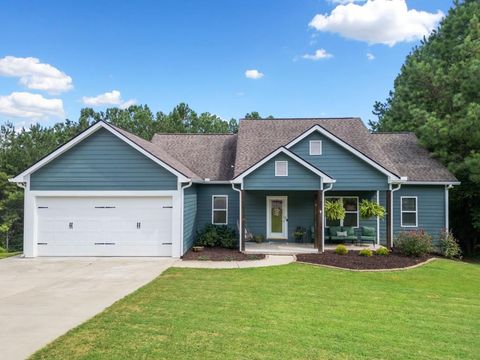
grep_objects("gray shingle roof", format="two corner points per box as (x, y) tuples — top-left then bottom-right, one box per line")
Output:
(151, 133), (237, 181)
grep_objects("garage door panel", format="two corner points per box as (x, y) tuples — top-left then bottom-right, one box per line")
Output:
(36, 196), (173, 257)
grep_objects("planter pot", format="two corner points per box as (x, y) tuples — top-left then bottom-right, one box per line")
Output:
(192, 246), (204, 252)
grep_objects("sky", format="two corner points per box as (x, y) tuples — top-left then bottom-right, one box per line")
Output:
(0, 0), (454, 129)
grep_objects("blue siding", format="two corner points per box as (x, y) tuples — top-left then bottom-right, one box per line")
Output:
(393, 185), (446, 244)
(183, 184), (197, 254)
(245, 190), (315, 242)
(31, 128), (178, 190)
(195, 184), (240, 232)
(244, 153), (321, 190)
(290, 132), (389, 190)
(379, 190), (388, 245)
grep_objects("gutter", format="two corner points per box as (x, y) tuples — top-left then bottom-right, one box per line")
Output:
(321, 183), (334, 252)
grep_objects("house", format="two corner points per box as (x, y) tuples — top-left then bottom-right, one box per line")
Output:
(10, 118), (459, 258)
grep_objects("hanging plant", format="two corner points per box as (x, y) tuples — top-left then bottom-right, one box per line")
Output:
(359, 199), (386, 219)
(324, 200), (346, 221)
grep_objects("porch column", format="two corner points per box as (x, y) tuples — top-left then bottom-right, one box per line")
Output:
(386, 190), (392, 249)
(315, 190), (324, 252)
(240, 190), (245, 251)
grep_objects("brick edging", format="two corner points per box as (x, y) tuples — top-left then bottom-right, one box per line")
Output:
(294, 257), (438, 272)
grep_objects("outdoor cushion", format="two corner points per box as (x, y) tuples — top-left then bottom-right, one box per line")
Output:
(344, 226), (355, 236)
(336, 231), (347, 237)
(329, 226), (342, 237)
(362, 226), (375, 236)
(359, 236), (376, 241)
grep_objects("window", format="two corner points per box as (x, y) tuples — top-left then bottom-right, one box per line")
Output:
(275, 161), (288, 176)
(325, 197), (359, 228)
(401, 197), (417, 227)
(212, 195), (228, 225)
(309, 140), (322, 155)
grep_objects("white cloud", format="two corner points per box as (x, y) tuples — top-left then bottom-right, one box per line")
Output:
(310, 0), (444, 46)
(0, 56), (73, 94)
(0, 92), (64, 119)
(81, 90), (136, 108)
(366, 52), (375, 60)
(302, 48), (334, 60)
(245, 69), (264, 79)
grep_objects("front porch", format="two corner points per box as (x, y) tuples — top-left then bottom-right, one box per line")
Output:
(245, 241), (380, 255)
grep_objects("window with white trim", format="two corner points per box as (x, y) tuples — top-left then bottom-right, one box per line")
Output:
(309, 140), (322, 155)
(401, 197), (417, 227)
(275, 161), (288, 176)
(212, 195), (228, 225)
(325, 197), (359, 228)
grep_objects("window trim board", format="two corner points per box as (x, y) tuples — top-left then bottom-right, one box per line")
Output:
(400, 196), (418, 228)
(211, 195), (228, 225)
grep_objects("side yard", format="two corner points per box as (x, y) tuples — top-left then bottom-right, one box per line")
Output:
(32, 260), (479, 360)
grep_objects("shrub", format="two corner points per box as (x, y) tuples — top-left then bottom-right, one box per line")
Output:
(438, 229), (462, 259)
(195, 224), (237, 249)
(335, 244), (348, 255)
(395, 230), (433, 257)
(375, 247), (390, 256)
(0, 246), (5, 253)
(359, 249), (373, 257)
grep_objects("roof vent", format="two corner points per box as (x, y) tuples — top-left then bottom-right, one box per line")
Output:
(204, 178), (210, 182)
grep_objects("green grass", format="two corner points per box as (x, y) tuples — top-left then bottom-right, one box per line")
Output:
(0, 251), (20, 259)
(32, 260), (480, 360)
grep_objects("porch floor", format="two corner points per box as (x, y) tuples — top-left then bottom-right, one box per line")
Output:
(244, 241), (380, 255)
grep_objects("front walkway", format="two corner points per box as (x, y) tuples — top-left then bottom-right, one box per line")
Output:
(0, 256), (175, 360)
(245, 241), (380, 255)
(175, 255), (294, 269)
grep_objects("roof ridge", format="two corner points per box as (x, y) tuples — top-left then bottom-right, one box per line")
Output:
(239, 117), (361, 121)
(153, 133), (236, 136)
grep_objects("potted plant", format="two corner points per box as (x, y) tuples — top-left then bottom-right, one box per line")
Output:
(359, 199), (386, 219)
(325, 199), (346, 221)
(293, 227), (306, 242)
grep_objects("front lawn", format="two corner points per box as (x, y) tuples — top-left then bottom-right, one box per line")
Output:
(32, 260), (480, 360)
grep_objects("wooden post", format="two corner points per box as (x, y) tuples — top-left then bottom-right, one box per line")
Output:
(386, 190), (392, 249)
(241, 190), (245, 251)
(316, 190), (324, 252)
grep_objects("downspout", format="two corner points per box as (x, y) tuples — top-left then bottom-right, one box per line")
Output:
(390, 183), (402, 246)
(231, 183), (242, 251)
(180, 181), (193, 256)
(322, 183), (334, 252)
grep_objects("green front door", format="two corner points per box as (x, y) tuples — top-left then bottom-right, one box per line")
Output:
(267, 196), (288, 239)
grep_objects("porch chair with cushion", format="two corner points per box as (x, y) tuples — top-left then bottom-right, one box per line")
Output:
(358, 226), (376, 245)
(328, 226), (357, 243)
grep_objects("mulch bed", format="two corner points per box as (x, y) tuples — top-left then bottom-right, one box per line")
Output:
(296, 250), (434, 270)
(182, 247), (266, 261)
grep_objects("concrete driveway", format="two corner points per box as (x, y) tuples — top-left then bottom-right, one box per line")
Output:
(0, 256), (176, 360)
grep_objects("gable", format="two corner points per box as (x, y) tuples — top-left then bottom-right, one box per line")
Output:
(290, 132), (389, 190)
(30, 128), (178, 190)
(243, 153), (322, 190)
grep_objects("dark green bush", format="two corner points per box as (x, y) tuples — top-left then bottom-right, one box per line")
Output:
(195, 224), (237, 249)
(375, 247), (389, 256)
(395, 230), (433, 257)
(335, 244), (348, 255)
(438, 229), (462, 259)
(358, 249), (373, 257)
(0, 246), (5, 253)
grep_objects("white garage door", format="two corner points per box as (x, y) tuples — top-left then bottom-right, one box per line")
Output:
(36, 196), (173, 257)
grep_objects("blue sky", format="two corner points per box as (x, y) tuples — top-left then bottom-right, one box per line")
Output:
(0, 0), (453, 128)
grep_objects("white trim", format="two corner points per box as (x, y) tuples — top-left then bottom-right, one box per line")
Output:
(231, 183), (242, 251)
(321, 183), (333, 252)
(445, 185), (449, 231)
(309, 140), (322, 155)
(400, 196), (418, 228)
(29, 190), (179, 197)
(232, 147), (335, 183)
(285, 125), (401, 181)
(376, 190), (380, 245)
(212, 195), (228, 225)
(266, 196), (288, 239)
(10, 121), (190, 183)
(325, 196), (359, 228)
(275, 160), (288, 177)
(180, 181), (193, 256)
(404, 181), (460, 186)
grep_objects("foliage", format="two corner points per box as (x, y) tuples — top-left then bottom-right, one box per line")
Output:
(252, 234), (265, 244)
(395, 230), (434, 257)
(292, 226), (306, 242)
(244, 111), (274, 120)
(359, 199), (386, 219)
(325, 200), (346, 221)
(375, 247), (390, 256)
(0, 103), (241, 251)
(370, 0), (480, 254)
(195, 224), (237, 249)
(0, 246), (5, 253)
(438, 229), (462, 259)
(334, 244), (348, 255)
(358, 249), (373, 257)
